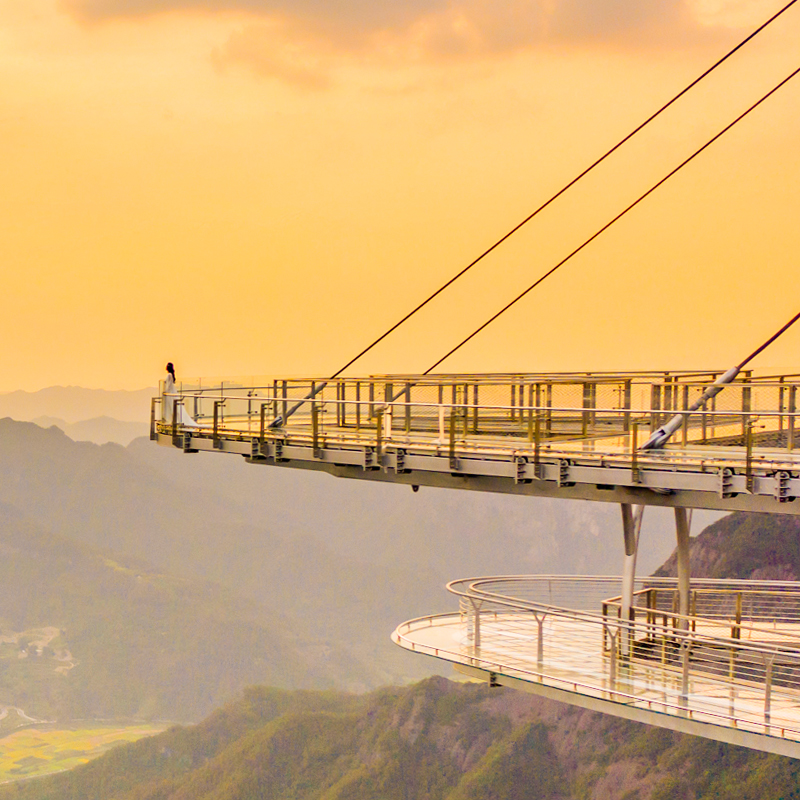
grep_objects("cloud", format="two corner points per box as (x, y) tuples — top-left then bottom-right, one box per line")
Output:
(61, 0), (449, 30)
(63, 0), (693, 42)
(60, 0), (735, 86)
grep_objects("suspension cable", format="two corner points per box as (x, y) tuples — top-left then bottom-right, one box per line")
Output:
(423, 65), (800, 374)
(328, 0), (798, 380)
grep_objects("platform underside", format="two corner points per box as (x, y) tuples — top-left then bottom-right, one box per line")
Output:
(155, 430), (800, 515)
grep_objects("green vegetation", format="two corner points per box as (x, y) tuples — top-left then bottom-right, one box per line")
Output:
(3, 416), (800, 798)
(2, 677), (799, 800)
(654, 511), (800, 580)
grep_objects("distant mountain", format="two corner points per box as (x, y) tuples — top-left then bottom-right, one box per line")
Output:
(0, 416), (721, 694)
(0, 387), (155, 424)
(5, 676), (800, 800)
(33, 416), (149, 446)
(7, 512), (800, 799)
(654, 512), (800, 580)
(0, 502), (360, 723)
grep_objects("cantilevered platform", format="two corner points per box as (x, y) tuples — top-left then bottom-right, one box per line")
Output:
(153, 370), (800, 515)
(152, 369), (800, 755)
(392, 576), (800, 758)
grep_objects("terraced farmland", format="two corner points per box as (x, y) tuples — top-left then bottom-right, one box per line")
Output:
(0, 724), (167, 783)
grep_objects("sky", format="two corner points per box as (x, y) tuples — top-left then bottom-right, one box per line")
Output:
(2, 0), (800, 391)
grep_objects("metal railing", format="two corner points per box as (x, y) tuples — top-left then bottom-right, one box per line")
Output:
(152, 373), (800, 480)
(393, 576), (800, 741)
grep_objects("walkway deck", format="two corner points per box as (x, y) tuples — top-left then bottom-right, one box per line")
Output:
(392, 577), (800, 758)
(154, 371), (800, 514)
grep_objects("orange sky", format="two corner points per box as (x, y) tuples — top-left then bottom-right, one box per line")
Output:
(1, 0), (799, 391)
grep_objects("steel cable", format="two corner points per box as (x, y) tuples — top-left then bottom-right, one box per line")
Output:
(424, 65), (800, 374)
(329, 0), (798, 379)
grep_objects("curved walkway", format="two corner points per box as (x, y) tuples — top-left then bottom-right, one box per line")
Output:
(393, 576), (800, 758)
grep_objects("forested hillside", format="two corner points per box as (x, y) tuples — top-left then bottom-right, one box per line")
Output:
(655, 511), (800, 580)
(0, 502), (365, 722)
(3, 677), (799, 800)
(0, 416), (709, 695)
(5, 511), (800, 799)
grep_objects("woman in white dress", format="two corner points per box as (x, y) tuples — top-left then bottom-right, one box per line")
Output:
(163, 362), (199, 426)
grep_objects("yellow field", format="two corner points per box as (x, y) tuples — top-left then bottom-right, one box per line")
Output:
(0, 724), (168, 783)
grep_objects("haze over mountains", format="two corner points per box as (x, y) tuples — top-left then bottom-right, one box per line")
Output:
(0, 386), (153, 445)
(0, 386), (722, 721)
(3, 386), (799, 797)
(0, 387), (155, 424)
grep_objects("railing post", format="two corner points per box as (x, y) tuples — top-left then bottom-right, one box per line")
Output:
(312, 401), (321, 458)
(745, 418), (754, 493)
(742, 383), (752, 438)
(764, 654), (775, 730)
(680, 638), (690, 714)
(527, 386), (534, 443)
(213, 400), (223, 449)
(405, 383), (411, 433)
(150, 397), (158, 441)
(536, 614), (544, 677)
(355, 382), (361, 431)
(469, 599), (482, 665)
(472, 383), (479, 434)
(630, 422), (640, 484)
(172, 393), (179, 444)
(623, 379), (631, 432)
(790, 386), (797, 452)
(449, 409), (458, 471)
(463, 384), (470, 437)
(545, 383), (553, 437)
(375, 408), (383, 463)
(701, 398), (708, 444)
(260, 403), (266, 455)
(650, 384), (661, 432)
(682, 385), (689, 447)
(607, 626), (618, 690)
(733, 592), (742, 640)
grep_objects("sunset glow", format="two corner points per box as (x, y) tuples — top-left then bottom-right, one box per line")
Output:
(2, 0), (799, 390)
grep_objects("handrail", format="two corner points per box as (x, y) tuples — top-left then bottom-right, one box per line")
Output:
(392, 574), (800, 746)
(159, 392), (800, 420)
(392, 613), (800, 740)
(446, 575), (800, 656)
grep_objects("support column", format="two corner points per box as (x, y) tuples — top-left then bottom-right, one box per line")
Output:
(674, 507), (692, 629)
(620, 504), (644, 656)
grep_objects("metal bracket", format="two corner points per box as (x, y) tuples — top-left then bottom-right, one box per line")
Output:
(514, 456), (531, 485)
(557, 459), (574, 487)
(395, 449), (410, 474)
(274, 440), (288, 462)
(363, 446), (377, 471)
(775, 471), (792, 503)
(183, 433), (198, 454)
(719, 467), (735, 499)
(250, 438), (267, 461)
